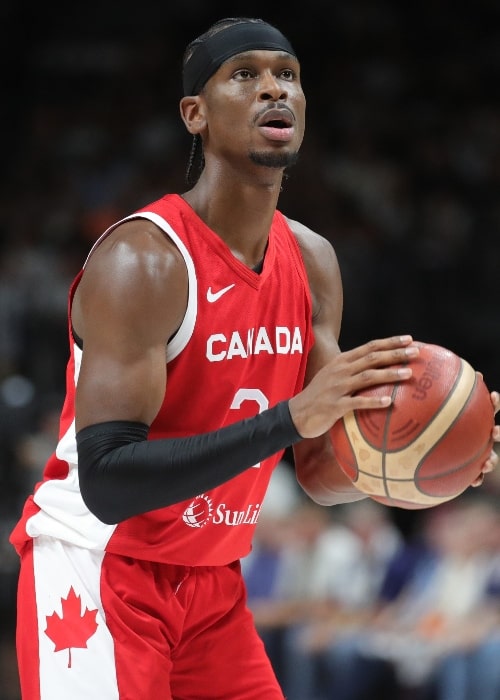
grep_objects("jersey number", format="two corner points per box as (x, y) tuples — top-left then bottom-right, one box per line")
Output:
(230, 389), (269, 469)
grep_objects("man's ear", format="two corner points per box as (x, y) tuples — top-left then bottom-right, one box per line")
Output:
(179, 96), (206, 135)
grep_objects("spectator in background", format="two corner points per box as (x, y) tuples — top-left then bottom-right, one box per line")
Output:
(242, 460), (303, 683)
(304, 495), (500, 700)
(423, 505), (500, 700)
(280, 500), (403, 700)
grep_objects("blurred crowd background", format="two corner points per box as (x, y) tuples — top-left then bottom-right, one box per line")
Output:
(1, 1), (499, 698)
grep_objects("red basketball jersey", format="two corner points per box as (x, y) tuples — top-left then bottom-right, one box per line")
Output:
(11, 194), (313, 565)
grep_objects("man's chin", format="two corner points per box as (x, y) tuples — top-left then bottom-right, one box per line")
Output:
(249, 150), (300, 169)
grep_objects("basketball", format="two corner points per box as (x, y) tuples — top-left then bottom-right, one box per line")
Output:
(330, 342), (494, 509)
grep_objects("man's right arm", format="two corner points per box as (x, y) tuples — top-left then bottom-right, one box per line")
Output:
(73, 219), (301, 524)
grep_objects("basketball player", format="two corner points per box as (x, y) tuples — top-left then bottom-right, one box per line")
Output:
(10, 17), (499, 700)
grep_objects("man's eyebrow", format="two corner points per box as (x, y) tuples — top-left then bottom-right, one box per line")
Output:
(223, 50), (299, 64)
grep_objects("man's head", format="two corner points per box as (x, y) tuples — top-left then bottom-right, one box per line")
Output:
(182, 18), (297, 97)
(180, 18), (305, 185)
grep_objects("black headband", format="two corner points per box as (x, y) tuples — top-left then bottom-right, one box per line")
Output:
(183, 21), (297, 96)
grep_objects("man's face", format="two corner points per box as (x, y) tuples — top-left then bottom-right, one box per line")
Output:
(200, 50), (306, 171)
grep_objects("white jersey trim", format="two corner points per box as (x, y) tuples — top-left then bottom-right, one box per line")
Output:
(83, 211), (198, 362)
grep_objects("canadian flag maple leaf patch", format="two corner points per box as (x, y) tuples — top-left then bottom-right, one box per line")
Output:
(45, 586), (99, 667)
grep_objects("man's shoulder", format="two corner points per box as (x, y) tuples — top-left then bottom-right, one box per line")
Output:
(135, 192), (179, 214)
(281, 215), (336, 261)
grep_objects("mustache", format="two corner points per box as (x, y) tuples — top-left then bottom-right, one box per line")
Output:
(253, 102), (295, 125)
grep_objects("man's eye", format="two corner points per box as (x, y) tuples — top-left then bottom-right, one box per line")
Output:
(234, 69), (253, 79)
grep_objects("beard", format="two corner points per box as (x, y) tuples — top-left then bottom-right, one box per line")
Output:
(249, 150), (300, 169)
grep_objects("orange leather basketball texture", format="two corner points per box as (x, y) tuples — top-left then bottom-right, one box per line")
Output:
(330, 342), (494, 509)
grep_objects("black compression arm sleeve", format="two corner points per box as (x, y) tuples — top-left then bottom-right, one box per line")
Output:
(76, 400), (302, 524)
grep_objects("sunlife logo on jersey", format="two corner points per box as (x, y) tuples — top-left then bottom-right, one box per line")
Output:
(182, 494), (263, 528)
(206, 325), (303, 362)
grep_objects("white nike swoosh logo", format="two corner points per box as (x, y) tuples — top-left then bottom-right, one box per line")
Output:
(207, 284), (235, 303)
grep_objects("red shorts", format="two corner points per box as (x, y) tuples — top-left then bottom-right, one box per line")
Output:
(16, 536), (284, 699)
